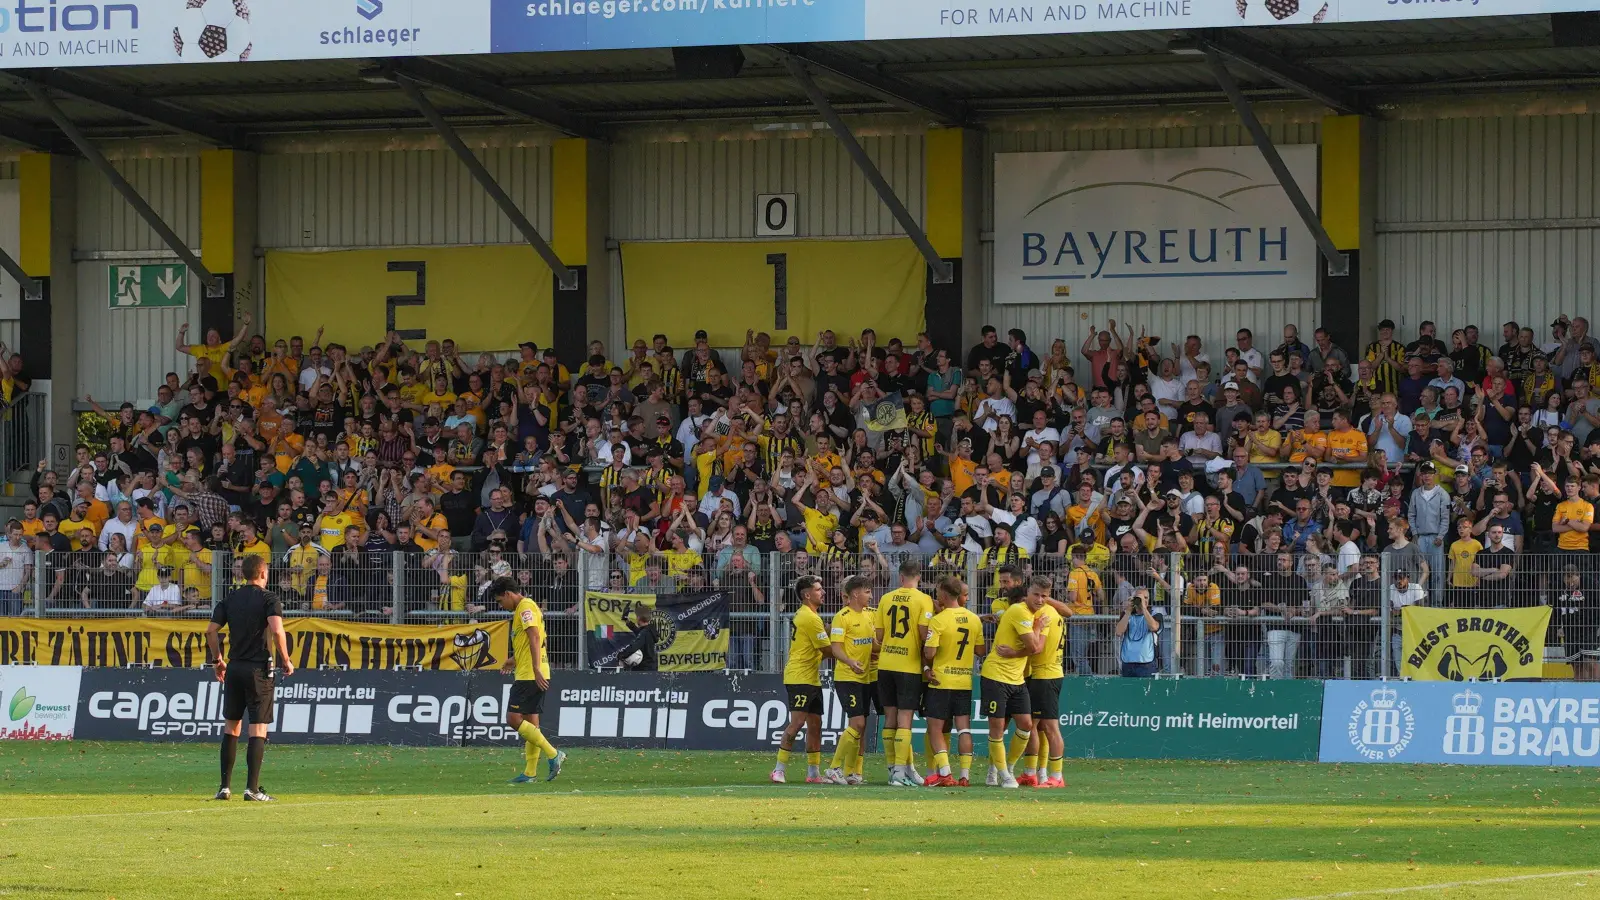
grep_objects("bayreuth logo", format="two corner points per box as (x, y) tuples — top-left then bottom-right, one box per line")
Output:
(1024, 166), (1282, 220)
(1346, 685), (1415, 761)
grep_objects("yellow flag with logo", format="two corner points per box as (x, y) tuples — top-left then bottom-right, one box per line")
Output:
(1400, 607), (1551, 681)
(266, 246), (554, 351)
(620, 238), (926, 347)
(584, 590), (729, 671)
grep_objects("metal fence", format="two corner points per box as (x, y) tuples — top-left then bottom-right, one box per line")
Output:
(6, 547), (1590, 681)
(0, 392), (45, 478)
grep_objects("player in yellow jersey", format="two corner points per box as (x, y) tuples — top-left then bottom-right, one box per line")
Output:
(922, 576), (982, 787)
(492, 577), (565, 784)
(773, 575), (853, 784)
(874, 559), (935, 787)
(1018, 581), (1073, 789)
(979, 575), (1049, 788)
(823, 574), (878, 786)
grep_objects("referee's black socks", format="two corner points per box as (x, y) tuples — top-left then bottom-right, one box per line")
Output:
(220, 734), (239, 790)
(246, 737), (266, 791)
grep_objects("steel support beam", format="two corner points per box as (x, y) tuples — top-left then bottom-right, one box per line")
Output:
(23, 83), (219, 290)
(772, 44), (969, 125)
(1184, 31), (1364, 116)
(0, 246), (41, 299)
(392, 76), (578, 290)
(0, 113), (59, 152)
(1204, 51), (1349, 278)
(377, 58), (598, 139)
(12, 70), (247, 147)
(784, 57), (953, 284)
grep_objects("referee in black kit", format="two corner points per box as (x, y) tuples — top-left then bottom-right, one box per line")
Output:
(206, 555), (294, 802)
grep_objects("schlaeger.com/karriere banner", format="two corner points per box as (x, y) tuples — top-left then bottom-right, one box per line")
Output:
(1320, 680), (1600, 766)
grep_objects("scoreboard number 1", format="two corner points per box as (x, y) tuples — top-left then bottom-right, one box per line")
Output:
(765, 252), (788, 330)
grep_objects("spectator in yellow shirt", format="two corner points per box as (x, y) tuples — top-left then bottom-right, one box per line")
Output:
(175, 312), (250, 371)
(1325, 409), (1369, 488)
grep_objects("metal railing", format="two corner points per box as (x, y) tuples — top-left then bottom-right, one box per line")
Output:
(5, 547), (1588, 681)
(0, 392), (45, 478)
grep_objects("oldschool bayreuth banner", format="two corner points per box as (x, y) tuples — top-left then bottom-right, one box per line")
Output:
(266, 246), (554, 352)
(1401, 607), (1551, 682)
(584, 591), (730, 672)
(992, 146), (1319, 304)
(0, 618), (511, 671)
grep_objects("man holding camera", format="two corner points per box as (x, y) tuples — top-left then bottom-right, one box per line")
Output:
(1115, 587), (1162, 678)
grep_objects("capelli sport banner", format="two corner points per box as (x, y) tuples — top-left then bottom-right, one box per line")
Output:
(1401, 607), (1552, 682)
(266, 246), (554, 352)
(0, 618), (511, 671)
(584, 591), (730, 672)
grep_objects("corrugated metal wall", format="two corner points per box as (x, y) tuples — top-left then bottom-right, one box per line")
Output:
(75, 155), (202, 252)
(75, 155), (202, 401)
(75, 262), (197, 403)
(609, 131), (925, 240)
(981, 118), (1322, 362)
(1376, 114), (1600, 336)
(258, 147), (554, 248)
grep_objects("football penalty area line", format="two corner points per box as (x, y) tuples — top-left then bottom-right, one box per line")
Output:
(1278, 868), (1600, 900)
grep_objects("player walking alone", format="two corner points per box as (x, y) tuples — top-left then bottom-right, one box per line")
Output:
(493, 576), (566, 783)
(207, 555), (293, 802)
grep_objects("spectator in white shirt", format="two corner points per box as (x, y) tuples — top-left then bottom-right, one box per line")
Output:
(98, 501), (139, 553)
(1173, 335), (1210, 386)
(1236, 328), (1266, 383)
(1178, 413), (1222, 466)
(1021, 409), (1061, 470)
(0, 521), (31, 615)
(141, 566), (185, 614)
(1386, 568), (1427, 674)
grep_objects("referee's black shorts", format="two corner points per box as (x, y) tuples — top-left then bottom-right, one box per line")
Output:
(980, 677), (1029, 720)
(877, 670), (924, 711)
(222, 663), (275, 725)
(507, 680), (547, 716)
(1027, 677), (1064, 721)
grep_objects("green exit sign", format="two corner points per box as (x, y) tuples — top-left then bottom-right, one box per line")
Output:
(108, 264), (188, 309)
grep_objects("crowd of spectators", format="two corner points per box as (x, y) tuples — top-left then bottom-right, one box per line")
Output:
(2, 309), (1597, 680)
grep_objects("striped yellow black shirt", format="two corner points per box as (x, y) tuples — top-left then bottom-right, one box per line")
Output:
(759, 433), (805, 473)
(1364, 340), (1406, 395)
(930, 547), (968, 574)
(906, 410), (935, 457)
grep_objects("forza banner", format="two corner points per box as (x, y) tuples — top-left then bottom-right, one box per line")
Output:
(1319, 680), (1600, 766)
(0, 617), (512, 671)
(1400, 607), (1551, 682)
(584, 591), (730, 672)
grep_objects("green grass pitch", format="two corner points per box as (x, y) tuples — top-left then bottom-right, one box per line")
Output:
(1, 742), (1598, 899)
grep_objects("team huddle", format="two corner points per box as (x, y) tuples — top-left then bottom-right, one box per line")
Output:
(772, 562), (1069, 789)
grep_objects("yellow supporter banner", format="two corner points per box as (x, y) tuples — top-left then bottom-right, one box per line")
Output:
(1401, 607), (1551, 682)
(620, 238), (926, 348)
(0, 617), (510, 671)
(266, 246), (554, 352)
(584, 590), (729, 672)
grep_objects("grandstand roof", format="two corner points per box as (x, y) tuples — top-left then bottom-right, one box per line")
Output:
(1, 12), (1597, 147)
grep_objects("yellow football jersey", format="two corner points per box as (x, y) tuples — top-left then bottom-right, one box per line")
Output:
(512, 597), (550, 681)
(783, 605), (830, 687)
(874, 586), (934, 674)
(980, 602), (1035, 686)
(925, 607), (981, 692)
(1025, 606), (1065, 680)
(829, 606), (877, 684)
